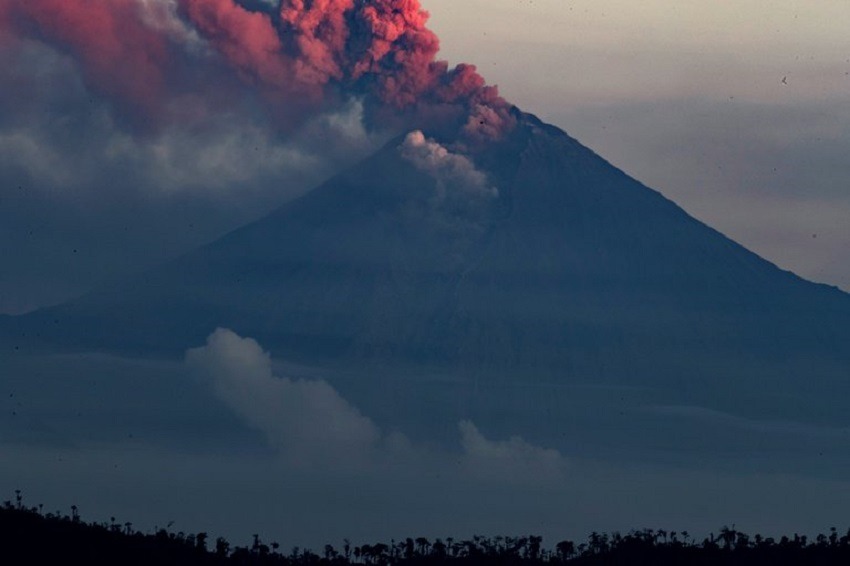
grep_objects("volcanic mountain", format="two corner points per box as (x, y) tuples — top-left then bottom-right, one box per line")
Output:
(5, 111), (850, 397)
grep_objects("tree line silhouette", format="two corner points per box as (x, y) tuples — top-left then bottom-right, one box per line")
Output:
(3, 491), (850, 565)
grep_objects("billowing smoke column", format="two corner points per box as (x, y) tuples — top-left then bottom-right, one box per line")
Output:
(1, 0), (515, 141)
(1, 0), (171, 121)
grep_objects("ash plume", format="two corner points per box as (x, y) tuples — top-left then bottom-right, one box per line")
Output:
(400, 130), (497, 198)
(1, 0), (515, 141)
(3, 0), (171, 123)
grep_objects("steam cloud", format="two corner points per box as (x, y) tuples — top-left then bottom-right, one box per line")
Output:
(400, 130), (497, 198)
(459, 420), (567, 483)
(188, 328), (568, 479)
(1, 0), (515, 141)
(186, 328), (381, 467)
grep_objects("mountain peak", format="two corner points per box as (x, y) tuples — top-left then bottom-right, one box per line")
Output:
(4, 114), (849, 387)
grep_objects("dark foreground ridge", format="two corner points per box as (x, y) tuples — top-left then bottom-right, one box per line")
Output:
(3, 494), (850, 566)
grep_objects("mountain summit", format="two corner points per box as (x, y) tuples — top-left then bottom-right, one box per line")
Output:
(6, 112), (850, 390)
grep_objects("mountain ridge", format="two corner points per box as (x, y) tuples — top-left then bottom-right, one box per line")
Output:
(4, 111), (849, 389)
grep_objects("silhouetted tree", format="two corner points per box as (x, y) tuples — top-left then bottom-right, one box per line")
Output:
(555, 540), (575, 561)
(5, 491), (850, 566)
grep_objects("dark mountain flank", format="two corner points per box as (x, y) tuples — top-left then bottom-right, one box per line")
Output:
(5, 112), (850, 389)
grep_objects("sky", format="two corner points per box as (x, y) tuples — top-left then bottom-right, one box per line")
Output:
(1, 0), (848, 314)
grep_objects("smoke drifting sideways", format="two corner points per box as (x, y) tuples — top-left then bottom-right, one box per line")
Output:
(186, 327), (569, 481)
(0, 0), (515, 144)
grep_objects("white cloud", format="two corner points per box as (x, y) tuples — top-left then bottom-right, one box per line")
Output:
(458, 420), (568, 483)
(400, 130), (497, 199)
(186, 328), (381, 468)
(0, 130), (79, 186)
(143, 122), (320, 192)
(186, 329), (570, 484)
(0, 40), (381, 196)
(137, 0), (205, 49)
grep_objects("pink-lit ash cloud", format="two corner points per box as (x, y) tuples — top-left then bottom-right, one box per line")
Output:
(1, 0), (515, 141)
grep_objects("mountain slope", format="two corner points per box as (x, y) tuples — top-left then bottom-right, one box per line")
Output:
(5, 112), (850, 390)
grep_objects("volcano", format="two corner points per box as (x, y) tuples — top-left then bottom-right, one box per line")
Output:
(5, 111), (850, 395)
